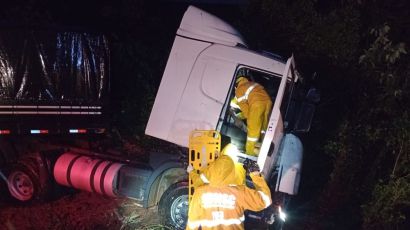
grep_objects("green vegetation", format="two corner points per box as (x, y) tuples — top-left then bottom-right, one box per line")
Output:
(239, 1), (409, 229)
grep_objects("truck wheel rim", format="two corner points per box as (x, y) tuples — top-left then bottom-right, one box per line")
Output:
(8, 171), (34, 201)
(170, 194), (188, 228)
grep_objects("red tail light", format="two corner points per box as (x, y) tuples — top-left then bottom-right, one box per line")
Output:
(0, 130), (11, 135)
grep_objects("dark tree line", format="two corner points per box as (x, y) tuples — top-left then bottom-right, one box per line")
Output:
(235, 1), (409, 229)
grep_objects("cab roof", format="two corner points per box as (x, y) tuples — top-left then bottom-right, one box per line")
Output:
(177, 5), (247, 47)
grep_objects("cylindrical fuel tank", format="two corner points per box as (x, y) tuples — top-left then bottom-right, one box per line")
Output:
(53, 152), (124, 197)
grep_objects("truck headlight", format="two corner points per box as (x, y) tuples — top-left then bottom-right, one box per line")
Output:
(278, 206), (287, 222)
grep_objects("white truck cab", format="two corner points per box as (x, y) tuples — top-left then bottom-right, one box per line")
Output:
(146, 5), (318, 229)
(147, 4), (312, 176)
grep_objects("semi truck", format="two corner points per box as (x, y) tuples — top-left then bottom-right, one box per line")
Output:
(0, 5), (318, 229)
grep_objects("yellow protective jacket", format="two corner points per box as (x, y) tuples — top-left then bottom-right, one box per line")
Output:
(233, 78), (273, 155)
(189, 146), (246, 187)
(187, 155), (271, 230)
(234, 78), (271, 119)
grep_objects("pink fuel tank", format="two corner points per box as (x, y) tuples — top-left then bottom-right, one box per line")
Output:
(54, 152), (123, 197)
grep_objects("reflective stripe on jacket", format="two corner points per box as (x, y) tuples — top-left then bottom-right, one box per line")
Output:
(187, 155), (271, 230)
(234, 79), (271, 119)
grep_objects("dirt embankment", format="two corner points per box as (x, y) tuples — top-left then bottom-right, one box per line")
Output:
(0, 191), (163, 230)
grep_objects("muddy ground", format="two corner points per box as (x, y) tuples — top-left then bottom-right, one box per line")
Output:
(0, 189), (165, 230)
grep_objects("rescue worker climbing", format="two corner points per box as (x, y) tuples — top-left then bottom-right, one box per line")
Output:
(186, 152), (272, 230)
(188, 143), (246, 187)
(231, 76), (272, 156)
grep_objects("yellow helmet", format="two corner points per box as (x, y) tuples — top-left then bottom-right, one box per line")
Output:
(235, 76), (248, 84)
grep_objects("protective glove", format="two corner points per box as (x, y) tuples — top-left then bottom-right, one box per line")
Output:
(186, 164), (194, 173)
(243, 159), (260, 173)
(235, 111), (245, 120)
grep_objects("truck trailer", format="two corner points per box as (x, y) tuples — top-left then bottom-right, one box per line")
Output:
(0, 5), (318, 229)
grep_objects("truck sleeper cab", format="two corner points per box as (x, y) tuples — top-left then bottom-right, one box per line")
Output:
(146, 5), (317, 229)
(146, 5), (302, 185)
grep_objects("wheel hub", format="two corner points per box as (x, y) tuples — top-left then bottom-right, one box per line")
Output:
(170, 194), (188, 228)
(8, 171), (34, 201)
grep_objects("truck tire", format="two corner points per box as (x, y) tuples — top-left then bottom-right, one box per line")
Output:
(158, 181), (189, 230)
(7, 158), (50, 202)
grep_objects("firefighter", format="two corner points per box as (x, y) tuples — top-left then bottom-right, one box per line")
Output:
(186, 153), (272, 230)
(187, 143), (246, 187)
(231, 76), (273, 156)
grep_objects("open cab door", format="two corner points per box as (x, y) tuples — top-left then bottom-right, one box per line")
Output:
(257, 56), (298, 177)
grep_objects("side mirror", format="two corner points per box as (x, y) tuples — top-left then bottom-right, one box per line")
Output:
(306, 87), (320, 103)
(293, 87), (320, 133)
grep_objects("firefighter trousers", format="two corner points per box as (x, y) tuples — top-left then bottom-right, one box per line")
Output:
(245, 100), (272, 156)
